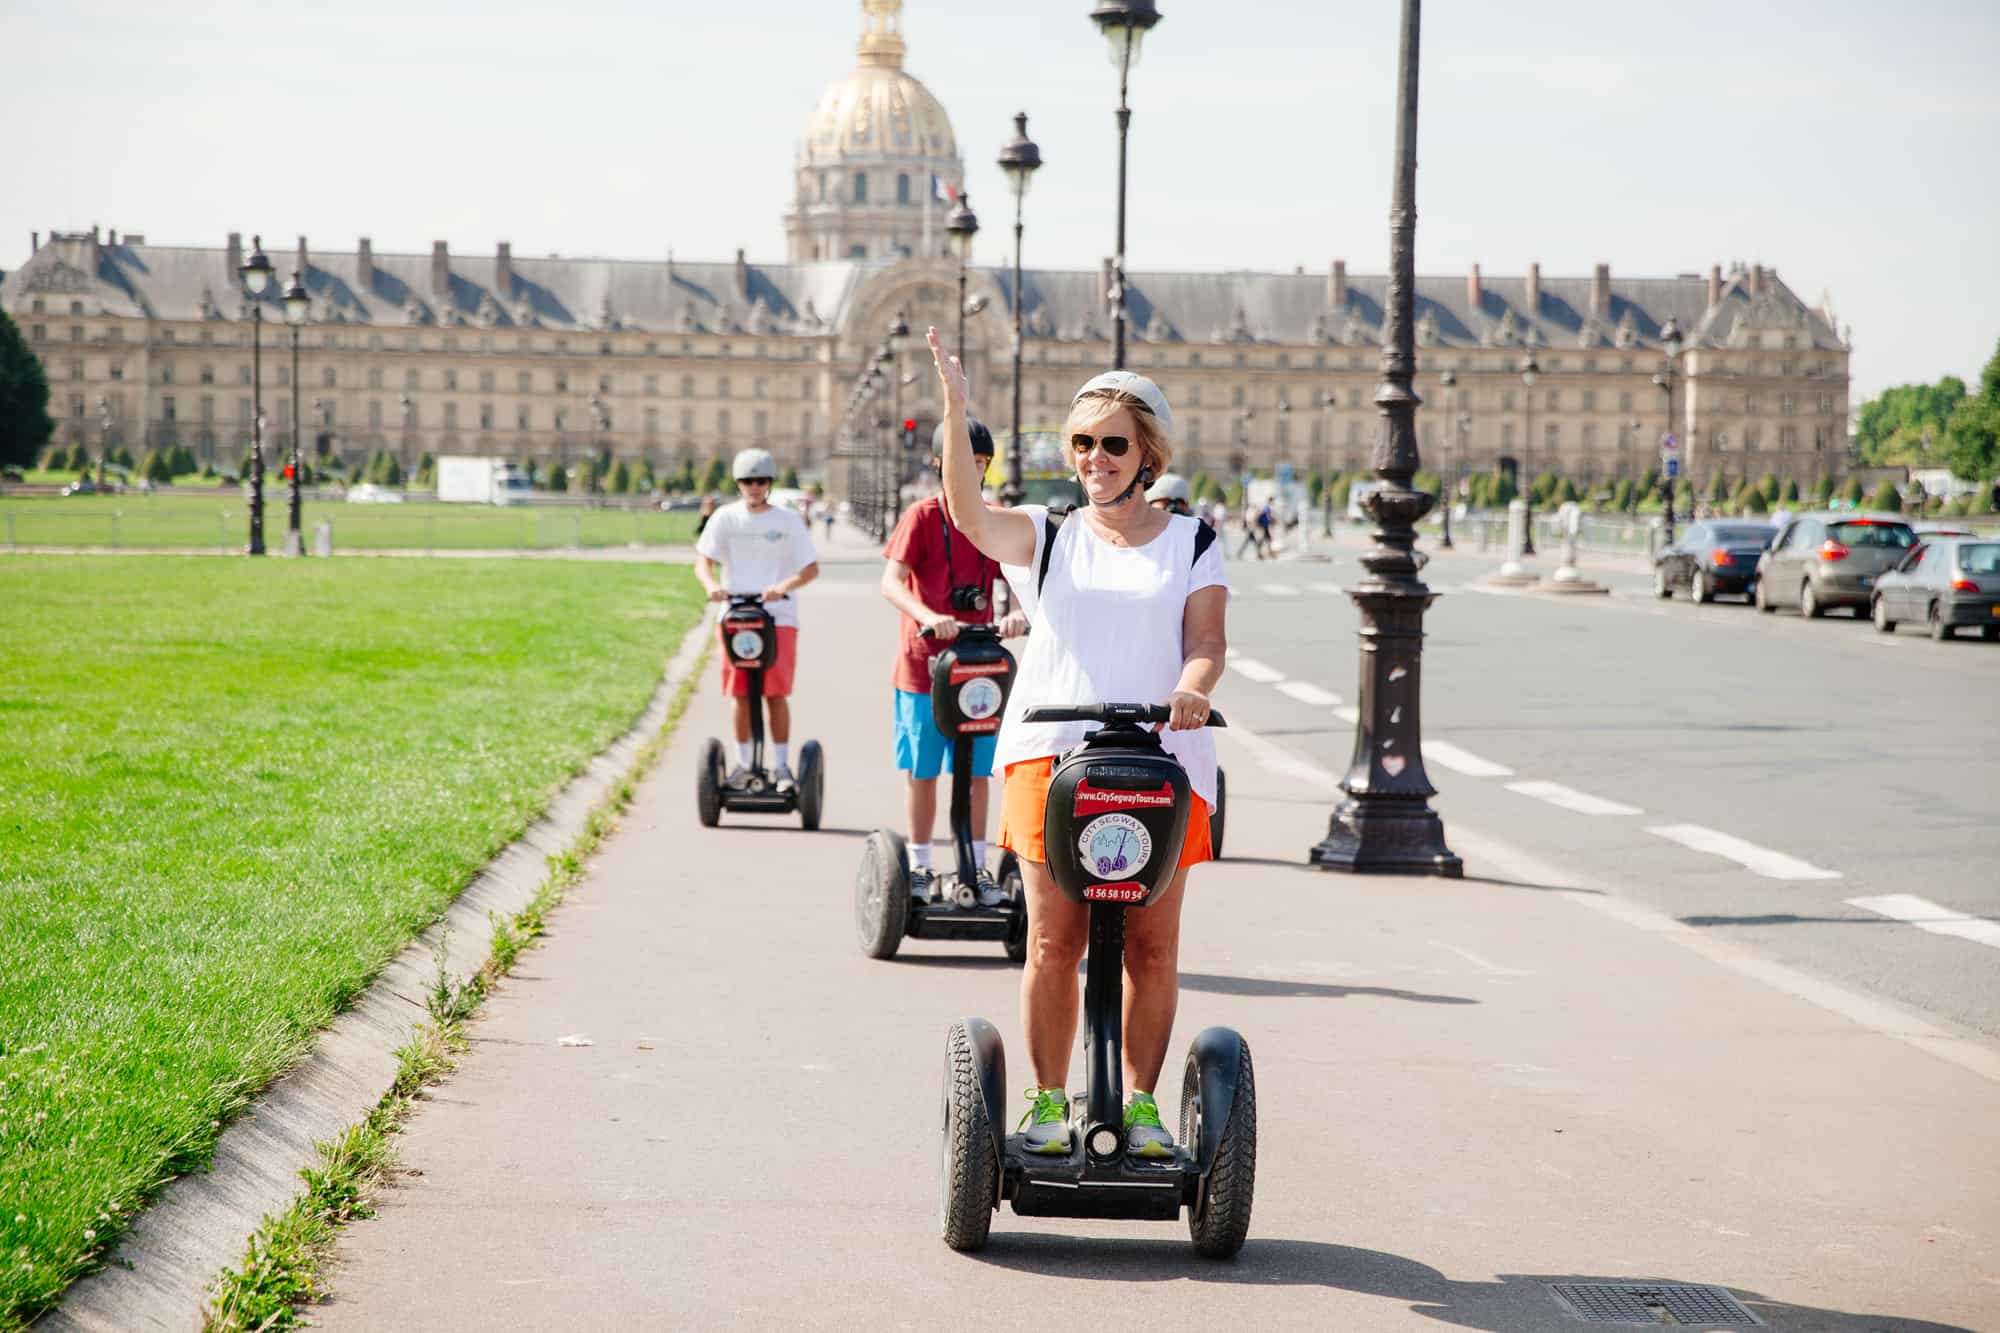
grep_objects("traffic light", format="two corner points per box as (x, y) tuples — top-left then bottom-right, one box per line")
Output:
(282, 464), (295, 480)
(901, 418), (918, 450)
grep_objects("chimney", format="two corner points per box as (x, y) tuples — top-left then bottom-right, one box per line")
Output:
(1328, 259), (1347, 309)
(1707, 264), (1721, 310)
(431, 240), (450, 300)
(495, 241), (513, 296)
(357, 238), (375, 289)
(1749, 263), (1765, 297)
(735, 247), (749, 299)
(31, 231), (39, 253)
(1590, 262), (1610, 318)
(295, 235), (309, 277)
(108, 229), (118, 246)
(226, 231), (243, 280)
(1466, 262), (1482, 310)
(1525, 261), (1541, 313)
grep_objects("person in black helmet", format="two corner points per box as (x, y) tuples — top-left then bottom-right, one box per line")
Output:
(879, 418), (1027, 907)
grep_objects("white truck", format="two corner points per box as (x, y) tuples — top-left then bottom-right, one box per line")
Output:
(435, 456), (532, 505)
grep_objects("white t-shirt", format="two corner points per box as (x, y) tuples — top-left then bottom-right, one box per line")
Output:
(996, 506), (1230, 811)
(694, 500), (818, 628)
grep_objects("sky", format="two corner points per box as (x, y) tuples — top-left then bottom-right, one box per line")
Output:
(5, 0), (1997, 402)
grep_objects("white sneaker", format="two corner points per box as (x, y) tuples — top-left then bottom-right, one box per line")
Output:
(909, 866), (936, 905)
(772, 764), (796, 791)
(975, 868), (1007, 908)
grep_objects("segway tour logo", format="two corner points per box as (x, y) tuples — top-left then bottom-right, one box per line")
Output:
(1072, 780), (1175, 816)
(728, 628), (764, 661)
(957, 677), (1004, 722)
(1078, 812), (1151, 881)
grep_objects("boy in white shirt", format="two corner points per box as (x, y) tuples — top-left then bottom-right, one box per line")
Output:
(694, 448), (820, 787)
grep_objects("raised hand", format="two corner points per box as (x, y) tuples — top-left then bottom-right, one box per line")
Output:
(926, 326), (968, 415)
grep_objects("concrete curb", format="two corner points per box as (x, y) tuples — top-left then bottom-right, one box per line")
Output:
(45, 612), (715, 1333)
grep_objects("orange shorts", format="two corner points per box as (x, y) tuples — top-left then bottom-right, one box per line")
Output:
(997, 756), (1213, 868)
(719, 625), (798, 698)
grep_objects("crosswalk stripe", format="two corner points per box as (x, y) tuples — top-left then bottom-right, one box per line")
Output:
(1276, 681), (1341, 706)
(1228, 657), (1285, 684)
(1846, 894), (2000, 950)
(1645, 824), (1841, 881)
(1421, 740), (1513, 778)
(1505, 781), (1642, 816)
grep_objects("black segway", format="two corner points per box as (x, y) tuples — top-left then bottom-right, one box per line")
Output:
(696, 595), (823, 830)
(939, 702), (1255, 1256)
(1211, 766), (1228, 859)
(857, 624), (1026, 962)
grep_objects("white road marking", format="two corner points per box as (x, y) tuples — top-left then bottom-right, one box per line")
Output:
(1504, 781), (1642, 816)
(1432, 941), (1533, 976)
(1263, 582), (1301, 596)
(1276, 680), (1341, 706)
(1228, 656), (1285, 684)
(1333, 705), (1360, 723)
(1847, 894), (2000, 950)
(1421, 740), (1514, 778)
(1310, 581), (1345, 594)
(1645, 824), (1841, 881)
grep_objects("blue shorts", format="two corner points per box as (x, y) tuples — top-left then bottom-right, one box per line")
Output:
(893, 689), (997, 781)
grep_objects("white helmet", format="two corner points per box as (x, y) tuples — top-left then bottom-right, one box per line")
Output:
(732, 448), (777, 481)
(1146, 472), (1191, 504)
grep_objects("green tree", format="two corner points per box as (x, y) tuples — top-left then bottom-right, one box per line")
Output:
(413, 452), (436, 489)
(1813, 475), (1836, 504)
(0, 309), (54, 471)
(780, 465), (800, 489)
(700, 456), (730, 493)
(1943, 337), (2000, 481)
(1866, 480), (1903, 512)
(1704, 471), (1730, 502)
(1854, 376), (1967, 467)
(1780, 477), (1802, 503)
(547, 463), (569, 494)
(1757, 472), (1780, 503)
(637, 461), (658, 494)
(1840, 476), (1865, 505)
(608, 459), (632, 494)
(1611, 479), (1635, 511)
(138, 450), (173, 483)
(1739, 488), (1769, 515)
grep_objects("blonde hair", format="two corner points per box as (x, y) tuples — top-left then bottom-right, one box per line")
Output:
(1065, 390), (1173, 478)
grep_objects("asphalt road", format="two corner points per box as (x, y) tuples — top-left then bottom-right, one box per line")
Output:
(1195, 534), (2000, 1040)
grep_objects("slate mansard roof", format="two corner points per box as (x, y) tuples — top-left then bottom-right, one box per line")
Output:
(3, 232), (1845, 356)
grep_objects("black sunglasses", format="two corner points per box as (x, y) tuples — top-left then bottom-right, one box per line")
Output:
(1069, 433), (1131, 458)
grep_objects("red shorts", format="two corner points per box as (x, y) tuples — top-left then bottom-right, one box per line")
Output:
(719, 626), (798, 698)
(996, 756), (1213, 867)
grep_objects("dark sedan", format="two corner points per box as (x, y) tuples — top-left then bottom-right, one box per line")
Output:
(1653, 521), (1777, 603)
(1871, 537), (2000, 641)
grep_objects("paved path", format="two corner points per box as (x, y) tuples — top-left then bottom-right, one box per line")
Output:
(314, 577), (1998, 1331)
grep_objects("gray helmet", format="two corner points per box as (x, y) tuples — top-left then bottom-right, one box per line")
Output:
(1146, 472), (1191, 504)
(731, 447), (777, 481)
(932, 418), (995, 457)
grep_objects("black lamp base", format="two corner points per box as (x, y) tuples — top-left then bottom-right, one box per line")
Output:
(1309, 797), (1462, 878)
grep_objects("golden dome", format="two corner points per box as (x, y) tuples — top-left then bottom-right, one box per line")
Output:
(800, 0), (957, 167)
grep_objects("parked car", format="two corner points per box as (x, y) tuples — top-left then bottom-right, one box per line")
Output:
(1870, 537), (2000, 641)
(1653, 520), (1776, 603)
(61, 478), (99, 496)
(1755, 513), (1916, 618)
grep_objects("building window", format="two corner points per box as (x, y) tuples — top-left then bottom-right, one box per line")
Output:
(1544, 390), (1558, 411)
(479, 371), (495, 392)
(644, 375), (658, 395)
(199, 395), (214, 423)
(897, 174), (911, 205)
(1618, 390), (1632, 412)
(29, 324), (46, 341)
(110, 363), (124, 381)
(160, 363), (174, 384)
(555, 371), (569, 392)
(645, 407), (659, 434)
(1743, 427), (1760, 452)
(718, 377), (732, 399)
(598, 374), (611, 393)
(68, 361), (83, 381)
(1501, 422), (1514, 447)
(444, 403), (459, 428)
(681, 408), (695, 434)
(1544, 423), (1559, 451)
(1580, 389), (1596, 411)
(368, 400), (382, 427)
(444, 369), (458, 391)
(679, 375), (694, 397)
(1581, 423), (1596, 449)
(853, 172), (868, 204)
(1230, 385), (1244, 407)
(238, 397), (252, 423)
(718, 409), (732, 435)
(480, 403), (494, 429)
(367, 367), (383, 389)
(517, 406), (531, 430)
(162, 395), (176, 422)
(1780, 394), (1795, 415)
(405, 369), (419, 390)
(754, 410), (768, 438)
(518, 371), (532, 392)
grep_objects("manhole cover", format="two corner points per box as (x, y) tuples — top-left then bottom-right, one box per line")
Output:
(1550, 1283), (1760, 1326)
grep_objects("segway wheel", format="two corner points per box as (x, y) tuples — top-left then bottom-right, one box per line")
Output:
(797, 739), (825, 831)
(696, 738), (725, 828)
(1183, 1035), (1257, 1259)
(940, 1020), (998, 1252)
(998, 851), (1028, 965)
(1210, 767), (1228, 861)
(855, 829), (910, 959)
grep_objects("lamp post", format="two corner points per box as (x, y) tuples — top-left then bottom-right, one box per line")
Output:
(1652, 316), (1682, 545)
(1438, 369), (1458, 548)
(282, 272), (309, 552)
(239, 235), (273, 555)
(886, 310), (911, 529)
(1319, 390), (1336, 535)
(590, 393), (609, 502)
(1519, 349), (1540, 555)
(96, 394), (111, 488)
(868, 356), (891, 540)
(998, 111), (1043, 506)
(1090, 0), (1161, 371)
(946, 195), (979, 367)
(1310, 0), (1460, 879)
(398, 393), (413, 486)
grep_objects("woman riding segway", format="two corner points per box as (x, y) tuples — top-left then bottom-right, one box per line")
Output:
(927, 328), (1229, 1167)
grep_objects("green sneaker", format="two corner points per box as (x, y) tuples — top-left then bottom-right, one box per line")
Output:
(1018, 1087), (1072, 1155)
(1124, 1091), (1175, 1159)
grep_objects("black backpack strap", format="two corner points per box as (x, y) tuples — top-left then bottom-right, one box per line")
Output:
(1036, 513), (1062, 597)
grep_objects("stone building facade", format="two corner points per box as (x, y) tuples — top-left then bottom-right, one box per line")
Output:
(2, 0), (1851, 493)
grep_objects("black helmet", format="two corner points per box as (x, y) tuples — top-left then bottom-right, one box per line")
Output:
(933, 418), (995, 458)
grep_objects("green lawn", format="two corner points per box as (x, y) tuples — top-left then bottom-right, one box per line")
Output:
(0, 557), (702, 1326)
(0, 493), (698, 551)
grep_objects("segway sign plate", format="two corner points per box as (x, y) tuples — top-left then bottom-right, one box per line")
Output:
(1081, 883), (1149, 903)
(728, 628), (764, 662)
(1079, 812), (1152, 879)
(956, 676), (1005, 730)
(1073, 779), (1175, 815)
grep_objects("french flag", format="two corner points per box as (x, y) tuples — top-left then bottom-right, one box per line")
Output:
(931, 174), (958, 204)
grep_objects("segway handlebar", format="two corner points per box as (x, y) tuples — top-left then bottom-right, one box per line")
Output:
(1020, 702), (1227, 728)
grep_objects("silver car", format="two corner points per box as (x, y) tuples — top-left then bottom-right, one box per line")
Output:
(1755, 513), (1917, 618)
(1871, 536), (2000, 641)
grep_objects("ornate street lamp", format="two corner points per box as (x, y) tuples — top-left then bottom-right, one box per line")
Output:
(96, 394), (111, 488)
(1653, 316), (1683, 544)
(997, 111), (1043, 506)
(1519, 348), (1540, 555)
(238, 235), (274, 555)
(1318, 390), (1336, 535)
(398, 393), (414, 485)
(945, 196), (979, 367)
(590, 393), (609, 500)
(886, 310), (912, 529)
(1438, 369), (1458, 549)
(1310, 0), (1460, 878)
(282, 272), (310, 552)
(1089, 0), (1161, 370)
